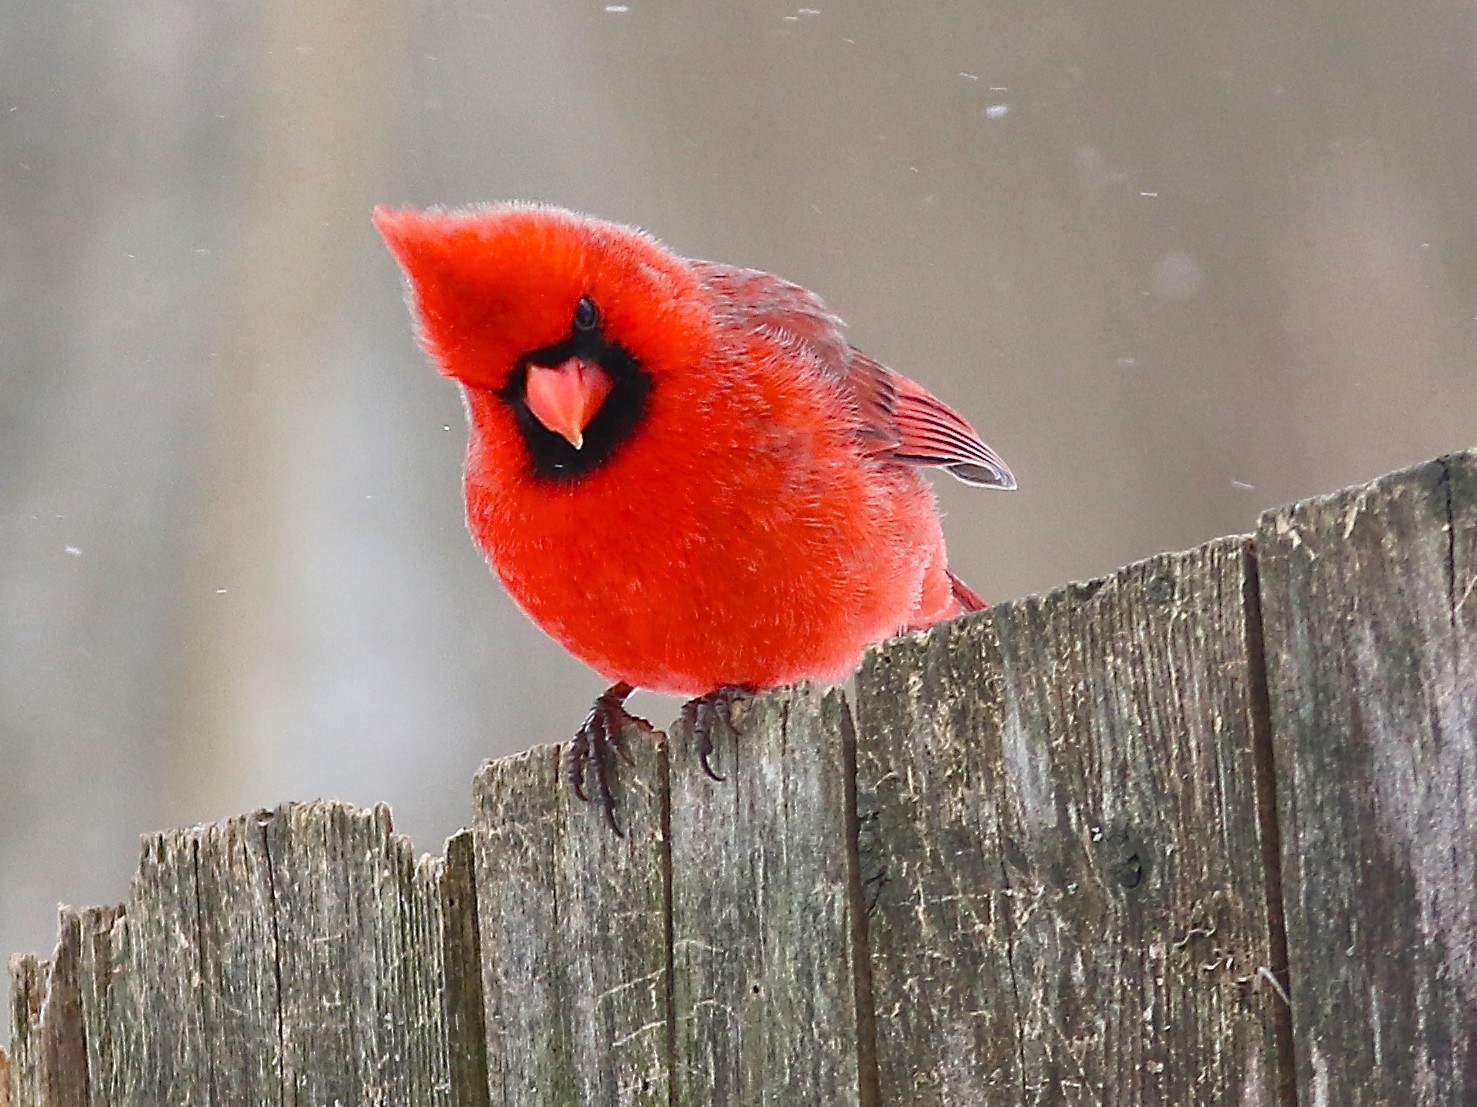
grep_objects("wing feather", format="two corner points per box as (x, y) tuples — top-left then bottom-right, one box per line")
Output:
(691, 260), (1015, 489)
(885, 369), (1017, 488)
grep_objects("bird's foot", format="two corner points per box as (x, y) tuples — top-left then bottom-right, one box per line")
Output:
(680, 684), (755, 782)
(568, 681), (650, 836)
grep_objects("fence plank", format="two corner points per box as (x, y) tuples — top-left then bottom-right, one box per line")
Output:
(473, 735), (669, 1107)
(75, 906), (125, 1107)
(7, 955), (41, 1106)
(1258, 450), (1477, 1106)
(7, 911), (89, 1107)
(88, 812), (278, 1105)
(853, 617), (1021, 1104)
(441, 830), (494, 1105)
(263, 804), (473, 1107)
(668, 684), (864, 1106)
(855, 536), (1291, 1105)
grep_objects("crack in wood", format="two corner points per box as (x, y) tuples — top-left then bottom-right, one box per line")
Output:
(1244, 541), (1301, 1107)
(190, 838), (218, 1107)
(1440, 455), (1458, 631)
(253, 814), (288, 1106)
(658, 738), (677, 1107)
(840, 697), (881, 1107)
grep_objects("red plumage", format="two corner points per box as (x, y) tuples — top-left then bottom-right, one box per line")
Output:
(374, 204), (1013, 814)
(374, 203), (1014, 694)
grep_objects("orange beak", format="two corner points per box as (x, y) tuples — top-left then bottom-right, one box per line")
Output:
(524, 357), (614, 449)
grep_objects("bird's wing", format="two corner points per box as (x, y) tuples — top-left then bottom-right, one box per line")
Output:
(867, 354), (1016, 488)
(691, 260), (1015, 489)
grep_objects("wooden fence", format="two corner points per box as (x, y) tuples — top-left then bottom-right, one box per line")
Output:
(6, 448), (1474, 1106)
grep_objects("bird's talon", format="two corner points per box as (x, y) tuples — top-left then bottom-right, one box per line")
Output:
(566, 681), (643, 835)
(699, 744), (726, 783)
(681, 684), (753, 783)
(568, 730), (591, 802)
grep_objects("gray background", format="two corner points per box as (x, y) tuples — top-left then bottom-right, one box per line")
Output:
(3, 0), (1475, 980)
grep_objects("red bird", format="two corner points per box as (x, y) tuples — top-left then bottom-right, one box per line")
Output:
(374, 204), (1015, 829)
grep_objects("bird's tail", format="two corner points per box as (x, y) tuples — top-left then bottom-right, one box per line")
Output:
(908, 558), (989, 631)
(947, 569), (987, 613)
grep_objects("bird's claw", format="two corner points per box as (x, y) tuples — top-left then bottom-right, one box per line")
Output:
(680, 684), (754, 782)
(567, 681), (748, 832)
(568, 681), (649, 836)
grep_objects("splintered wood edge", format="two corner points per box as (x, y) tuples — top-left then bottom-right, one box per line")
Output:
(6, 908), (90, 1107)
(5, 954), (39, 1104)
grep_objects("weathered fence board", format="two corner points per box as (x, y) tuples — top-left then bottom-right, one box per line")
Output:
(851, 618), (1024, 1103)
(473, 735), (669, 1107)
(668, 684), (864, 1105)
(1258, 451), (1477, 1106)
(855, 537), (1291, 1106)
(6, 447), (1476, 1107)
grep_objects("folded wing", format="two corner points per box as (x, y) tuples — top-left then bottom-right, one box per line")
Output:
(692, 260), (1015, 489)
(880, 362), (1016, 489)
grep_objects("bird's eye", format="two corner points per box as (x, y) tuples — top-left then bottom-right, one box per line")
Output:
(573, 295), (599, 332)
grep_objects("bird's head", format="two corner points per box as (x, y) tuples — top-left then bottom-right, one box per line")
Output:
(374, 203), (710, 477)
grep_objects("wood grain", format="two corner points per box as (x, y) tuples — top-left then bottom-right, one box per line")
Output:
(473, 732), (669, 1107)
(1258, 449), (1477, 1106)
(668, 684), (864, 1106)
(855, 536), (1290, 1105)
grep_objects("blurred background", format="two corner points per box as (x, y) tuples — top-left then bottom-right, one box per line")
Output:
(3, 0), (1475, 980)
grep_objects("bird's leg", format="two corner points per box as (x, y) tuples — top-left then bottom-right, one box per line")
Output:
(568, 681), (648, 836)
(680, 684), (755, 783)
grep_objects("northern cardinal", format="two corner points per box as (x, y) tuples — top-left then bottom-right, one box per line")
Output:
(374, 204), (1015, 831)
